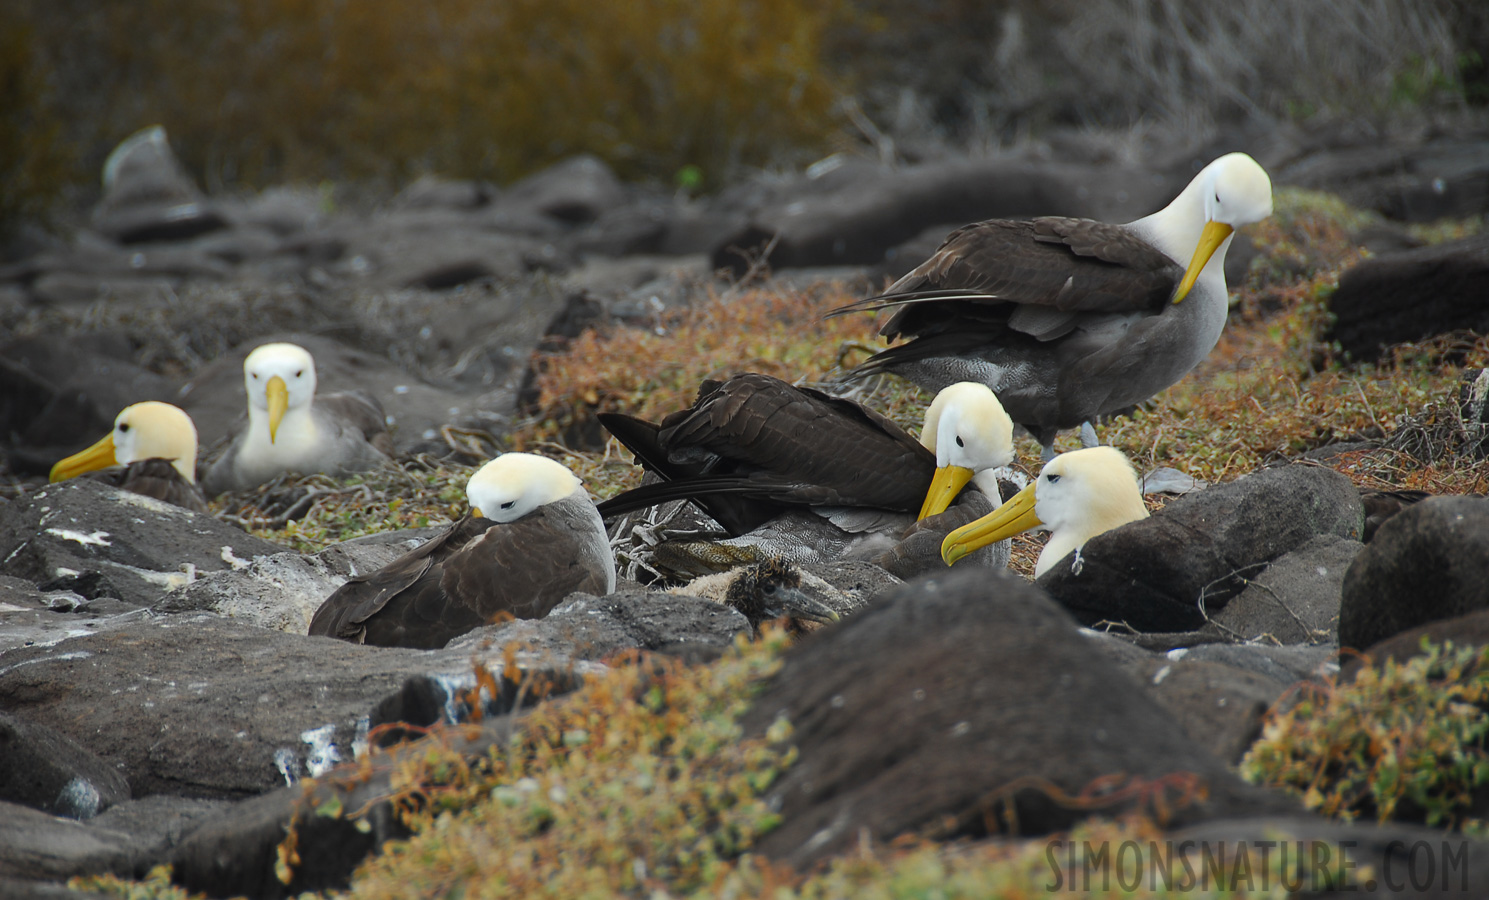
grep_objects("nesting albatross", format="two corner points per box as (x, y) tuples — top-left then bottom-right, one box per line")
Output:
(201, 342), (393, 495)
(597, 374), (1016, 569)
(942, 446), (1148, 577)
(49, 401), (209, 513)
(831, 152), (1273, 458)
(308, 453), (615, 649)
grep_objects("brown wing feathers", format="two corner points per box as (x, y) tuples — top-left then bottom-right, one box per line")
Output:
(597, 374), (935, 533)
(832, 217), (1182, 332)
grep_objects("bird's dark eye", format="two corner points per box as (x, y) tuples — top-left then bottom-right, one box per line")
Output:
(295, 370), (303, 378)
(500, 500), (515, 510)
(955, 436), (965, 447)
(251, 372), (259, 379)
(761, 582), (777, 595)
(1046, 473), (1061, 484)
(118, 423), (130, 432)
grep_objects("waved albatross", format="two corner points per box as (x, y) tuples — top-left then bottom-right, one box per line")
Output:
(597, 374), (1016, 567)
(942, 445), (1148, 576)
(49, 401), (209, 513)
(308, 453), (615, 649)
(202, 342), (393, 495)
(831, 152), (1273, 458)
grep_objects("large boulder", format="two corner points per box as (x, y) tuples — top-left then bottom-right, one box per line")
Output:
(0, 479), (285, 608)
(157, 530), (438, 633)
(1339, 495), (1489, 651)
(1210, 533), (1360, 644)
(0, 713), (130, 819)
(739, 568), (1295, 867)
(1037, 465), (1364, 632)
(0, 334), (178, 475)
(90, 126), (229, 244)
(1324, 234), (1489, 362)
(0, 593), (749, 799)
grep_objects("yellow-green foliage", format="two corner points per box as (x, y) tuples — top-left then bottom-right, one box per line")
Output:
(1243, 641), (1489, 831)
(323, 634), (794, 897)
(15, 0), (848, 189)
(523, 282), (888, 444)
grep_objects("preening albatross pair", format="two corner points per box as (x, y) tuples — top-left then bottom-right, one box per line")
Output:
(309, 453), (615, 649)
(596, 373), (1017, 570)
(833, 152), (1274, 458)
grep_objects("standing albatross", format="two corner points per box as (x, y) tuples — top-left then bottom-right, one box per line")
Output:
(597, 373), (1016, 567)
(202, 342), (393, 495)
(49, 401), (209, 513)
(308, 453), (615, 649)
(830, 152), (1273, 458)
(942, 446), (1148, 576)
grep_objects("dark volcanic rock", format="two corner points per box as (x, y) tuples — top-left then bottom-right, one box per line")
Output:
(0, 713), (130, 818)
(0, 334), (177, 475)
(158, 530), (437, 633)
(0, 800), (140, 883)
(497, 154), (628, 225)
(0, 795), (227, 888)
(1211, 533), (1360, 644)
(1037, 465), (1364, 632)
(740, 568), (1294, 867)
(1339, 495), (1489, 651)
(0, 479), (285, 607)
(0, 593), (748, 799)
(1345, 608), (1489, 680)
(1324, 234), (1489, 362)
(711, 158), (1175, 278)
(90, 127), (229, 244)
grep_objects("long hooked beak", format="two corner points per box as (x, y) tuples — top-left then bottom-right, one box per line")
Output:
(50, 433), (118, 482)
(766, 586), (840, 625)
(919, 465), (975, 520)
(941, 482), (1042, 565)
(266, 375), (289, 443)
(1171, 220), (1233, 303)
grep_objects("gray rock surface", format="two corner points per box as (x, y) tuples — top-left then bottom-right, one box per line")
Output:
(0, 713), (131, 819)
(1037, 465), (1364, 632)
(1340, 495), (1489, 651)
(739, 568), (1296, 867)
(1211, 533), (1359, 644)
(159, 530), (436, 632)
(1325, 234), (1489, 362)
(0, 592), (748, 799)
(0, 479), (286, 608)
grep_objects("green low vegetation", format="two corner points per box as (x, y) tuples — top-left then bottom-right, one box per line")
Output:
(1243, 640), (1489, 833)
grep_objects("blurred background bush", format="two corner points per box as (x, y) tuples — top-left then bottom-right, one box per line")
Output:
(3, 0), (1485, 232)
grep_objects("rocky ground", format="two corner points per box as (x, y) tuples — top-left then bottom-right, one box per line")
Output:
(0, 120), (1488, 897)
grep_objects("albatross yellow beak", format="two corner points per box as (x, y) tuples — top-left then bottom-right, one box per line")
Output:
(917, 464), (976, 521)
(50, 433), (118, 483)
(266, 375), (289, 443)
(941, 481), (1042, 566)
(919, 465), (975, 520)
(1171, 220), (1234, 304)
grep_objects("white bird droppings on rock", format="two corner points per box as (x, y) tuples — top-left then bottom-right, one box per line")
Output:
(45, 528), (113, 547)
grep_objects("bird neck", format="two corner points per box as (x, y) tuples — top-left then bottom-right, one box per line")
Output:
(1126, 175), (1233, 292)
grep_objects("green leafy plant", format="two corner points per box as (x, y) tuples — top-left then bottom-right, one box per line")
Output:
(1243, 640), (1489, 831)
